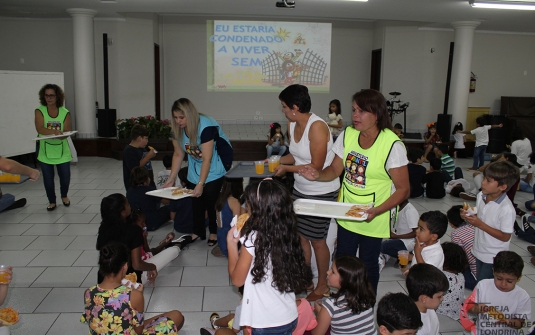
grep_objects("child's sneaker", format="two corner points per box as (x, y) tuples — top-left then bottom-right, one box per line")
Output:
(378, 254), (389, 273)
(210, 313), (220, 329)
(522, 215), (532, 231)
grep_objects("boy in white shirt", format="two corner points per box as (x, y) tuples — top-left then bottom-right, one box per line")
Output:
(468, 251), (531, 335)
(156, 155), (180, 189)
(461, 161), (519, 282)
(403, 211), (448, 276)
(379, 199), (418, 271)
(377, 293), (422, 335)
(406, 264), (449, 335)
(460, 116), (502, 171)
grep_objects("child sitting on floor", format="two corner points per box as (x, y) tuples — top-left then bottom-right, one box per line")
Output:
(467, 251), (531, 334)
(436, 242), (468, 320)
(379, 198), (418, 271)
(447, 205), (477, 290)
(424, 158), (445, 199)
(312, 256), (376, 335)
(377, 293), (422, 335)
(408, 147), (427, 198)
(403, 211), (448, 276)
(406, 264), (449, 335)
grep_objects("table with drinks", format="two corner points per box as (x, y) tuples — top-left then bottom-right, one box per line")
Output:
(225, 156), (281, 178)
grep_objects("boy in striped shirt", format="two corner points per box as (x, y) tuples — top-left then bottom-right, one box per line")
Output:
(434, 144), (455, 181)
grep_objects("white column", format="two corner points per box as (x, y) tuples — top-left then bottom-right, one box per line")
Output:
(67, 8), (98, 138)
(448, 21), (480, 126)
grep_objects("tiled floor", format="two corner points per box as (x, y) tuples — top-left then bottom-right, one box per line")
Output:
(1, 155), (534, 335)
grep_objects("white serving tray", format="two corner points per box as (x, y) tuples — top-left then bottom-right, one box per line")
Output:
(33, 130), (78, 141)
(293, 199), (373, 221)
(145, 187), (194, 200)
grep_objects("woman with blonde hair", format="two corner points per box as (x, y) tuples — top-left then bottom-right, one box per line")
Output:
(164, 98), (233, 246)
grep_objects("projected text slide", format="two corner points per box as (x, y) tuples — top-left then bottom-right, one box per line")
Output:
(207, 20), (331, 93)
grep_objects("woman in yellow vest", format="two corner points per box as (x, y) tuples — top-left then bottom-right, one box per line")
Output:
(34, 84), (72, 211)
(299, 89), (410, 293)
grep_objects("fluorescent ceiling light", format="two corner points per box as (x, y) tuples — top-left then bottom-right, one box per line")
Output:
(469, 0), (535, 10)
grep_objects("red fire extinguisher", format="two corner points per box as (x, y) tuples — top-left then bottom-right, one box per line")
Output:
(470, 72), (476, 93)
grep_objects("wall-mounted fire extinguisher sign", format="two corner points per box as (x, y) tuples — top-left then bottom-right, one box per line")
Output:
(470, 72), (476, 93)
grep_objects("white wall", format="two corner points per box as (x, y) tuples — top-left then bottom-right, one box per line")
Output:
(0, 18), (75, 120)
(160, 16), (373, 123)
(1, 16), (534, 137)
(382, 27), (453, 133)
(470, 32), (535, 114)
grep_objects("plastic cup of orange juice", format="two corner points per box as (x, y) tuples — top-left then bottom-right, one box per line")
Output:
(0, 265), (11, 284)
(255, 161), (265, 174)
(398, 250), (409, 267)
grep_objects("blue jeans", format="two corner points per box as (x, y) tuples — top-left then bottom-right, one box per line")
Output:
(380, 239), (406, 259)
(516, 225), (535, 244)
(520, 180), (533, 193)
(476, 258), (494, 282)
(336, 224), (382, 294)
(472, 145), (487, 169)
(39, 161), (71, 204)
(0, 193), (15, 212)
(252, 319), (297, 335)
(217, 219), (231, 257)
(463, 267), (477, 290)
(170, 197), (194, 234)
(266, 145), (287, 159)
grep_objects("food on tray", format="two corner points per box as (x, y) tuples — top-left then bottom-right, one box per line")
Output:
(345, 209), (365, 218)
(171, 188), (194, 196)
(0, 307), (19, 326)
(236, 213), (250, 231)
(345, 204), (370, 218)
(124, 272), (137, 283)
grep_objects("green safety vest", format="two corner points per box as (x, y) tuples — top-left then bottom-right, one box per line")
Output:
(37, 106), (72, 164)
(337, 127), (401, 238)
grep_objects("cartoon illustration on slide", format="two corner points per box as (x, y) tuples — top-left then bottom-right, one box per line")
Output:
(294, 33), (306, 45)
(263, 48), (327, 87)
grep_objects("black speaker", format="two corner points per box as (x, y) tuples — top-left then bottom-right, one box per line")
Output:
(97, 109), (117, 137)
(484, 115), (507, 153)
(436, 114), (452, 143)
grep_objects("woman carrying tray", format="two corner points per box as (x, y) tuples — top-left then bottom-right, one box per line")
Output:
(299, 89), (409, 294)
(274, 84), (340, 301)
(164, 98), (233, 246)
(34, 84), (72, 211)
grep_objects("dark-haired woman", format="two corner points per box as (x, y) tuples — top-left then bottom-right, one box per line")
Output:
(34, 84), (72, 211)
(81, 242), (184, 334)
(274, 84), (340, 301)
(96, 193), (158, 285)
(164, 98), (233, 246)
(299, 89), (410, 294)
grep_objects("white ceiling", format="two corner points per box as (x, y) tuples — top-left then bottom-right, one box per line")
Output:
(1, 0), (535, 33)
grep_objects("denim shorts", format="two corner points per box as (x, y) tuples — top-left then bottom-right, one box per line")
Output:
(251, 319), (298, 335)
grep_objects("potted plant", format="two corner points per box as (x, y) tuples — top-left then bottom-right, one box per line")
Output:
(116, 116), (172, 140)
(115, 116), (172, 151)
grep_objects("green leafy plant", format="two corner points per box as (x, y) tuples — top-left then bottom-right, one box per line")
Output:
(115, 115), (172, 140)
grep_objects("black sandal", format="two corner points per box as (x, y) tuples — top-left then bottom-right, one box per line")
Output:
(62, 198), (70, 207)
(47, 203), (57, 211)
(207, 239), (217, 247)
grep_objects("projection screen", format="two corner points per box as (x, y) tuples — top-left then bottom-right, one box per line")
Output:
(207, 20), (332, 93)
